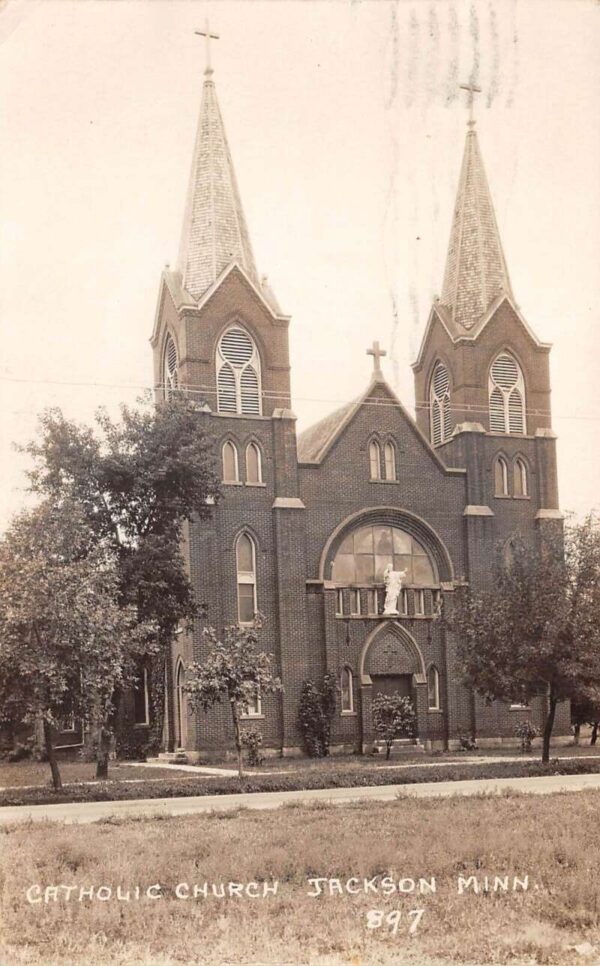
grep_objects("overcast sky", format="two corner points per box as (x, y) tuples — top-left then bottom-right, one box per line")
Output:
(1, 0), (599, 528)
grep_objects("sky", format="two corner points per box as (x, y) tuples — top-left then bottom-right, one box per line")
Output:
(1, 0), (599, 528)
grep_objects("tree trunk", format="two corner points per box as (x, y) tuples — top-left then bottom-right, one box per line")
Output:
(386, 741), (392, 761)
(573, 722), (580, 746)
(43, 719), (62, 790)
(591, 722), (599, 746)
(231, 699), (244, 780)
(542, 693), (558, 763)
(96, 727), (112, 779)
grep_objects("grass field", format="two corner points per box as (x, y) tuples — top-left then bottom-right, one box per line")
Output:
(0, 761), (194, 788)
(0, 790), (598, 966)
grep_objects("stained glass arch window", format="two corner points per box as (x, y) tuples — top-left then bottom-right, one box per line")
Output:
(331, 524), (437, 586)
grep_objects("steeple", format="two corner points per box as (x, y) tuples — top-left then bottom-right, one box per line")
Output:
(440, 115), (513, 331)
(177, 35), (258, 301)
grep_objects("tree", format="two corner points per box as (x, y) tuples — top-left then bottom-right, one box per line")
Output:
(571, 690), (600, 746)
(0, 501), (152, 788)
(371, 693), (417, 760)
(22, 395), (220, 770)
(183, 618), (282, 778)
(451, 516), (600, 763)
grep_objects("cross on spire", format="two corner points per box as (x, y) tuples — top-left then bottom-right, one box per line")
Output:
(195, 19), (220, 75)
(459, 81), (482, 129)
(367, 340), (387, 379)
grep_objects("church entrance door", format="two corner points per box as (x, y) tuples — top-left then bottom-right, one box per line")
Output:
(371, 674), (413, 701)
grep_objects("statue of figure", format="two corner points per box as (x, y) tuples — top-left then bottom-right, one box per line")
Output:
(383, 564), (407, 616)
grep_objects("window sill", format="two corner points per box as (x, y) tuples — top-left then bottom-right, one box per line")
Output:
(513, 495), (531, 501)
(241, 714), (264, 720)
(428, 708), (443, 714)
(133, 722), (150, 729)
(340, 710), (357, 717)
(223, 480), (243, 486)
(493, 493), (511, 500)
(245, 481), (266, 488)
(369, 479), (400, 485)
(509, 705), (531, 711)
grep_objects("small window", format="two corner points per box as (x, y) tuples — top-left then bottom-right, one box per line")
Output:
(222, 441), (239, 483)
(427, 666), (440, 710)
(350, 589), (361, 616)
(399, 589), (408, 615)
(134, 666), (150, 726)
(414, 589), (425, 616)
(494, 455), (509, 496)
(340, 667), (354, 713)
(163, 334), (179, 401)
(246, 442), (262, 484)
(369, 440), (381, 480)
(236, 533), (257, 624)
(336, 589), (344, 616)
(241, 686), (262, 718)
(383, 441), (396, 481)
(514, 457), (528, 497)
(432, 589), (442, 617)
(367, 589), (379, 615)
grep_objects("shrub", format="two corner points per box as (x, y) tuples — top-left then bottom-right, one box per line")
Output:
(241, 727), (264, 767)
(115, 730), (148, 761)
(457, 733), (478, 752)
(6, 742), (32, 763)
(515, 720), (538, 753)
(372, 693), (416, 760)
(298, 674), (337, 757)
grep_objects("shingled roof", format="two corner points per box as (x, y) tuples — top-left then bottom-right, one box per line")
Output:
(177, 68), (258, 301)
(440, 127), (513, 333)
(296, 399), (358, 463)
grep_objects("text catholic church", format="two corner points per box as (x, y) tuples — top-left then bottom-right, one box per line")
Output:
(148, 48), (568, 757)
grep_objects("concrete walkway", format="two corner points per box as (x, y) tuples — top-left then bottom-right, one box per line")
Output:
(2, 772), (600, 826)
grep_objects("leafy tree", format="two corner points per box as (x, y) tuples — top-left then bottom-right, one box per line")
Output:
(451, 516), (600, 763)
(183, 618), (282, 779)
(371, 693), (417, 760)
(298, 673), (337, 757)
(571, 690), (600, 746)
(0, 501), (152, 788)
(22, 395), (220, 770)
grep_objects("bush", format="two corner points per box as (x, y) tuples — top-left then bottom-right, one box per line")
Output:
(115, 730), (148, 761)
(241, 728), (264, 767)
(515, 720), (538, 753)
(6, 742), (32, 763)
(298, 674), (337, 757)
(371, 693), (416, 760)
(457, 733), (478, 752)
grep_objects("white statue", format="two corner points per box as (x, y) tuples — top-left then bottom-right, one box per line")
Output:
(383, 564), (407, 616)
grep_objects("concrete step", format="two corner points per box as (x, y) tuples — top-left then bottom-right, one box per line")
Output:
(372, 739), (426, 757)
(152, 751), (189, 765)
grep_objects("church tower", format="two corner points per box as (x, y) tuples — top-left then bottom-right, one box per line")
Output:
(412, 91), (562, 585)
(150, 32), (312, 756)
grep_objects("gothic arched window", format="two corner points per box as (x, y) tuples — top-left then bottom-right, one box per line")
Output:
(236, 532), (257, 624)
(222, 440), (239, 483)
(489, 352), (526, 434)
(369, 440), (381, 480)
(430, 362), (453, 446)
(514, 457), (529, 497)
(331, 524), (437, 587)
(384, 441), (397, 481)
(427, 665), (440, 710)
(163, 334), (179, 400)
(217, 327), (262, 415)
(340, 667), (354, 713)
(246, 442), (262, 484)
(494, 455), (509, 496)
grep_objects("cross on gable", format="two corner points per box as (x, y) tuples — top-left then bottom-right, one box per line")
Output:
(459, 81), (482, 128)
(367, 341), (387, 378)
(195, 19), (220, 74)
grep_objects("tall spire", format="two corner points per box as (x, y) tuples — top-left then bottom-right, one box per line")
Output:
(440, 95), (513, 331)
(177, 29), (258, 301)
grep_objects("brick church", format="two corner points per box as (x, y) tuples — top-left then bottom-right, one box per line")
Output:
(148, 57), (568, 758)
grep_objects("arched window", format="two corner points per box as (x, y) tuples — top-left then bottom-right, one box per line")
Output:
(217, 327), (262, 415)
(384, 441), (397, 481)
(494, 455), (509, 496)
(163, 334), (179, 400)
(369, 440), (381, 480)
(427, 666), (440, 710)
(340, 667), (354, 713)
(246, 442), (262, 484)
(502, 538), (516, 571)
(222, 441), (239, 483)
(489, 353), (526, 434)
(331, 524), (437, 586)
(236, 533), (257, 624)
(175, 661), (187, 749)
(430, 362), (453, 446)
(514, 457), (528, 497)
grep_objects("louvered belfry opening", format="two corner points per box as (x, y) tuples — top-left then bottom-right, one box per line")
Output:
(429, 362), (453, 446)
(164, 334), (179, 400)
(216, 326), (262, 415)
(488, 352), (526, 434)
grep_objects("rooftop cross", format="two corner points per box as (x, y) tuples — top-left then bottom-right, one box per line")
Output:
(459, 81), (482, 129)
(195, 19), (220, 75)
(367, 340), (387, 379)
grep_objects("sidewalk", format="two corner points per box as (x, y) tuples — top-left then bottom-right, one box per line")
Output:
(1, 771), (600, 826)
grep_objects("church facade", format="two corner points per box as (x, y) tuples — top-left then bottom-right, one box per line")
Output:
(148, 60), (568, 758)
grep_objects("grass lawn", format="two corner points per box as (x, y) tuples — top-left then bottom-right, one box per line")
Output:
(0, 790), (597, 965)
(0, 760), (195, 789)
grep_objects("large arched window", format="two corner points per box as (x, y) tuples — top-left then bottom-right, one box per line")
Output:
(430, 362), (453, 446)
(163, 334), (179, 400)
(384, 441), (397, 481)
(489, 353), (526, 434)
(236, 533), (257, 624)
(340, 667), (354, 714)
(246, 442), (262, 484)
(331, 524), (437, 586)
(427, 665), (440, 710)
(222, 441), (239, 483)
(369, 440), (381, 480)
(494, 455), (509, 496)
(514, 457), (528, 497)
(217, 327), (262, 415)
